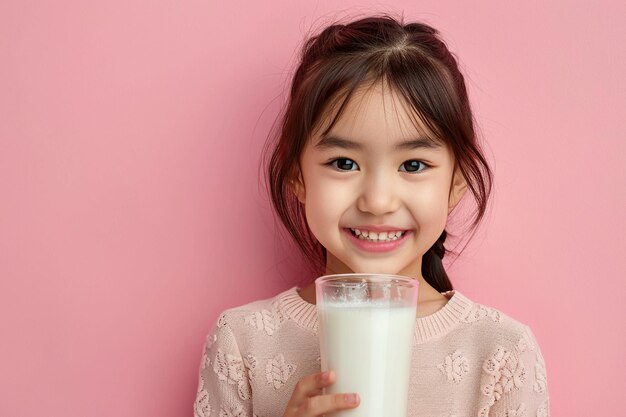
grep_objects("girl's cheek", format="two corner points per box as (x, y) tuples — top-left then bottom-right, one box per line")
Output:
(314, 181), (354, 203)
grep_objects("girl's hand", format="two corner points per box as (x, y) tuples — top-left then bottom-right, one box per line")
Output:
(282, 370), (360, 416)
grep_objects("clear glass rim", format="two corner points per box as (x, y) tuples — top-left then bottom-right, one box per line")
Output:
(315, 273), (419, 288)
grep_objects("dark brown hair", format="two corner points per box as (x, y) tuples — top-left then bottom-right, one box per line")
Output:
(260, 13), (494, 292)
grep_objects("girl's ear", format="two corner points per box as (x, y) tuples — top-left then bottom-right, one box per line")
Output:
(289, 170), (306, 204)
(448, 167), (467, 214)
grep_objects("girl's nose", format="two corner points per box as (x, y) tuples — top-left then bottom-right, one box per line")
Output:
(356, 175), (401, 216)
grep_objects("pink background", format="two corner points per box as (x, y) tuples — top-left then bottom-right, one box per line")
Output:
(1, 1), (624, 416)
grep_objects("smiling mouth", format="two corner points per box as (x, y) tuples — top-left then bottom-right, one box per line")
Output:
(344, 228), (410, 243)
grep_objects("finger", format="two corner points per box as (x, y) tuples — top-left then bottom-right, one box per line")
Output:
(301, 371), (335, 401)
(285, 371), (335, 414)
(297, 392), (360, 417)
(307, 370), (335, 397)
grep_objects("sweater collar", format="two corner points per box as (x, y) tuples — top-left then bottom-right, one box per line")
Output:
(277, 285), (475, 344)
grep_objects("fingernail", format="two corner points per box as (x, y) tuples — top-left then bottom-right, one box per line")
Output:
(344, 393), (358, 405)
(321, 371), (330, 381)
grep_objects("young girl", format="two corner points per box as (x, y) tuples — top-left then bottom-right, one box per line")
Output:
(194, 14), (550, 417)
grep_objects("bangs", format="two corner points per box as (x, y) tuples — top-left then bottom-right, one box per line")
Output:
(311, 73), (448, 149)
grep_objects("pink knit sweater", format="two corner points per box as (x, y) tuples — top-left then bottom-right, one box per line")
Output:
(193, 286), (550, 417)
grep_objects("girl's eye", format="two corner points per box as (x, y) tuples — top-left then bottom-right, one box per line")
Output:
(325, 158), (430, 173)
(399, 160), (430, 173)
(327, 158), (359, 171)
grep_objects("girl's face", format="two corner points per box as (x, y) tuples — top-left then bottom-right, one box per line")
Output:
(291, 81), (467, 280)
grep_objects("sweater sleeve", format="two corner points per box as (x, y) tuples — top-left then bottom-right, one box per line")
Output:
(484, 325), (550, 417)
(193, 313), (254, 417)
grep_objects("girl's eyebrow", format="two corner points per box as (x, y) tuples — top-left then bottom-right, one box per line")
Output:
(314, 135), (443, 151)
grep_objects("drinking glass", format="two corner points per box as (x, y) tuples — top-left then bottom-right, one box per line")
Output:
(315, 273), (419, 417)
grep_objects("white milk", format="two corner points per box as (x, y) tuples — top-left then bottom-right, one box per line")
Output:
(318, 302), (416, 417)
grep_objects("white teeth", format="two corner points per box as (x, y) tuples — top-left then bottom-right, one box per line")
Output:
(350, 228), (405, 242)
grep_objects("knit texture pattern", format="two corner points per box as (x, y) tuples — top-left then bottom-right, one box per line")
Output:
(193, 286), (550, 417)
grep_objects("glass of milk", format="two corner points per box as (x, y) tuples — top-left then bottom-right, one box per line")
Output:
(315, 274), (419, 417)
